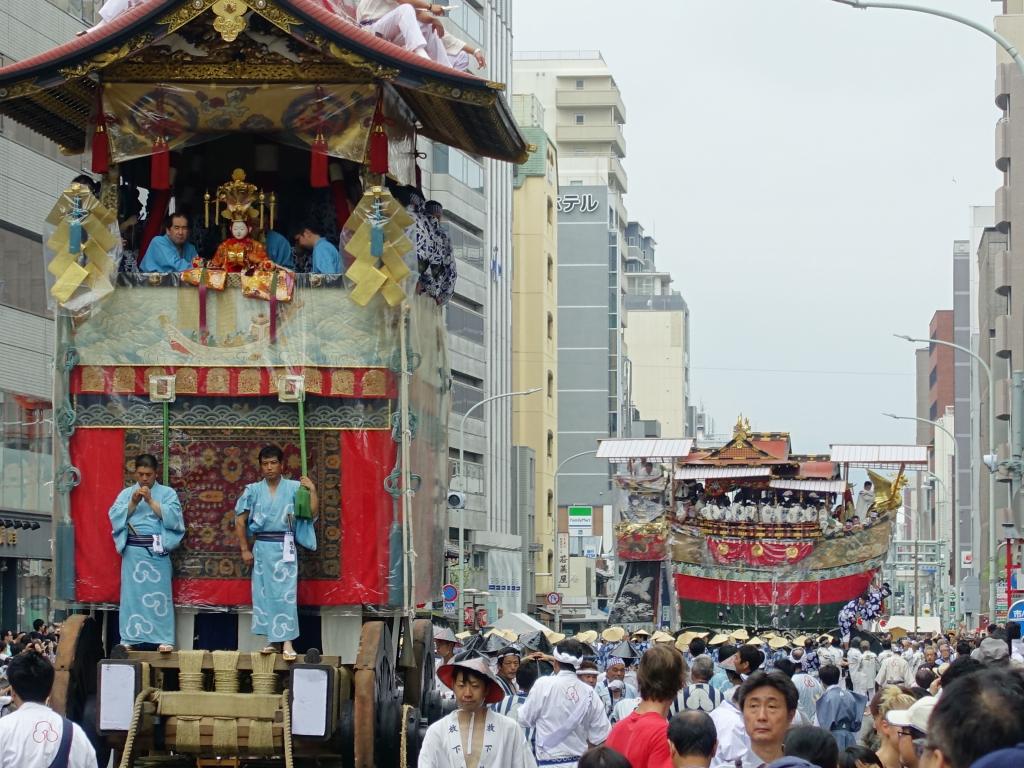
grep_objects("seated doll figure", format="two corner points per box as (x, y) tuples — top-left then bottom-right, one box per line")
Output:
(212, 216), (268, 273)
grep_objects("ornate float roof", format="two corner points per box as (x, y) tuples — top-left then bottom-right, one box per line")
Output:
(0, 0), (528, 163)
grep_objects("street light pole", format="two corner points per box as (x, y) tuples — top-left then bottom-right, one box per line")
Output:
(895, 334), (998, 618)
(883, 412), (959, 618)
(454, 387), (541, 590)
(831, 0), (1024, 79)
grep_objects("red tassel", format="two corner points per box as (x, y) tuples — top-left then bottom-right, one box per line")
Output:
(310, 134), (328, 188)
(91, 85), (109, 173)
(369, 92), (389, 175)
(151, 138), (170, 190)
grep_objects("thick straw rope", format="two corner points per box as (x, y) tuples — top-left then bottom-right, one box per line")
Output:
(250, 651), (278, 694)
(117, 688), (156, 768)
(212, 650), (240, 693)
(177, 650), (205, 692)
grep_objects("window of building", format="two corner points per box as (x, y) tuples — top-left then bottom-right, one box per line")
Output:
(547, 255), (554, 283)
(569, 180), (583, 186)
(547, 490), (554, 518)
(546, 430), (554, 457)
(546, 312), (554, 340)
(574, 113), (584, 125)
(547, 371), (554, 398)
(446, 302), (485, 345)
(0, 392), (53, 514)
(575, 79), (584, 90)
(443, 220), (485, 267)
(432, 144), (485, 193)
(547, 198), (554, 225)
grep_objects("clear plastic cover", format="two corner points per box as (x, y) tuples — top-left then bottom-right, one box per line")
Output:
(102, 82), (417, 186)
(63, 224), (447, 611)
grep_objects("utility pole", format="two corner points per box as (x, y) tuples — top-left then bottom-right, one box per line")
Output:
(914, 538), (920, 635)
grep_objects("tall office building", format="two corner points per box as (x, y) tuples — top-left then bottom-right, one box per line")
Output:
(0, 0), (102, 632)
(510, 94), (559, 602)
(622, 221), (690, 439)
(428, 0), (520, 620)
(513, 51), (629, 509)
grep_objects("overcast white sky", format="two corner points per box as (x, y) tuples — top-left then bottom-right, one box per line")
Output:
(512, 0), (1001, 454)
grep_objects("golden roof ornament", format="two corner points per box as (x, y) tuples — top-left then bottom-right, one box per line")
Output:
(733, 414), (752, 442)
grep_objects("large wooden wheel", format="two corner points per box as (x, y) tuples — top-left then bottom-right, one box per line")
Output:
(353, 621), (401, 768)
(51, 613), (103, 720)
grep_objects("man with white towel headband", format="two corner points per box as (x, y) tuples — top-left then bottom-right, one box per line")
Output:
(518, 639), (610, 767)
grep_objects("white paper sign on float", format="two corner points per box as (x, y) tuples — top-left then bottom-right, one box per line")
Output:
(291, 668), (329, 736)
(99, 663), (136, 731)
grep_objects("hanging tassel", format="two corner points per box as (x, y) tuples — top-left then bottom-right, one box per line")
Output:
(310, 133), (328, 188)
(151, 137), (170, 190)
(368, 92), (389, 175)
(91, 84), (109, 174)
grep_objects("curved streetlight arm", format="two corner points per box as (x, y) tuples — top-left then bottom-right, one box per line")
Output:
(894, 334), (993, 403)
(894, 332), (1000, 616)
(457, 387), (541, 489)
(882, 412), (957, 448)
(832, 0), (1024, 78)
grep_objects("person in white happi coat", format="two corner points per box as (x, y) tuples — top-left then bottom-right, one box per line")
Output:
(848, 640), (878, 696)
(518, 639), (610, 768)
(419, 653), (536, 768)
(434, 626), (462, 700)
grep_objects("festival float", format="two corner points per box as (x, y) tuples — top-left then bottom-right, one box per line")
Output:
(0, 1), (527, 765)
(602, 419), (928, 633)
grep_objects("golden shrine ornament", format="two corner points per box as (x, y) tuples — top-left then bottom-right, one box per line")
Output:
(212, 0), (249, 42)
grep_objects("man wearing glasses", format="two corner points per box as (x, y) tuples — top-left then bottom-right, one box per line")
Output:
(885, 695), (937, 768)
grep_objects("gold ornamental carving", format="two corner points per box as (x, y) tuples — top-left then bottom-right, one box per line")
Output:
(249, 0), (303, 33)
(304, 369), (323, 395)
(418, 79), (497, 107)
(237, 369), (261, 394)
(361, 370), (387, 397)
(212, 0), (249, 42)
(158, 0), (217, 33)
(175, 368), (199, 395)
(331, 370), (355, 396)
(81, 366), (105, 392)
(57, 35), (154, 79)
(105, 61), (360, 83)
(325, 42), (399, 81)
(207, 368), (230, 394)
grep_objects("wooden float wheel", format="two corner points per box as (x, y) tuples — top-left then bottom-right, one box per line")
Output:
(353, 621), (400, 768)
(402, 618), (436, 711)
(50, 613), (103, 720)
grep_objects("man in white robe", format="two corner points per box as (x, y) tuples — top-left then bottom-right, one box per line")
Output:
(419, 653), (536, 768)
(855, 481), (875, 518)
(518, 639), (610, 768)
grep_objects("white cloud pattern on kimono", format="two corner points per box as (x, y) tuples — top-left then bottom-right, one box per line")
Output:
(272, 613), (295, 638)
(133, 560), (161, 583)
(125, 614), (154, 638)
(141, 591), (169, 617)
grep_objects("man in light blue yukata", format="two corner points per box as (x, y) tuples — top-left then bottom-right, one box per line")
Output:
(264, 228), (295, 269)
(234, 445), (318, 661)
(108, 453), (185, 652)
(139, 212), (198, 272)
(296, 220), (340, 274)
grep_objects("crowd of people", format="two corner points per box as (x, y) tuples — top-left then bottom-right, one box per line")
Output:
(421, 621), (1024, 768)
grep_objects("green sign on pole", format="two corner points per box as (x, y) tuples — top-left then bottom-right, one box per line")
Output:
(568, 505), (593, 531)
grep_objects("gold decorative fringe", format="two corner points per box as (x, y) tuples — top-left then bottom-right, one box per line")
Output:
(251, 651), (278, 695)
(178, 650), (206, 692)
(212, 650), (240, 693)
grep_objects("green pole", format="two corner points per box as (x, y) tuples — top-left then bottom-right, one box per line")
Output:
(298, 397), (307, 476)
(162, 401), (170, 485)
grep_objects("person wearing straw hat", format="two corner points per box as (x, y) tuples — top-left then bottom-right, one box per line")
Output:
(519, 639), (610, 767)
(597, 627), (626, 672)
(433, 625), (463, 700)
(631, 629), (651, 655)
(419, 651), (536, 767)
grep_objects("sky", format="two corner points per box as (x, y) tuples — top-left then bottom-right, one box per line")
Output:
(511, 0), (1001, 454)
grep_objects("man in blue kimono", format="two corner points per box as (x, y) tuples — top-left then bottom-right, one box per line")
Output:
(815, 664), (867, 750)
(108, 453), (185, 651)
(295, 220), (340, 274)
(234, 445), (318, 661)
(139, 213), (198, 272)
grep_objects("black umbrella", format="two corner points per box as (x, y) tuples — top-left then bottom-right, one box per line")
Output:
(518, 630), (553, 655)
